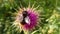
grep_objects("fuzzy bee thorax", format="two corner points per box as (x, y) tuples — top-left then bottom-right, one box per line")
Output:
(20, 11), (30, 25)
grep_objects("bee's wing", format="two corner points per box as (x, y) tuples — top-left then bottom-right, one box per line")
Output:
(16, 14), (23, 22)
(25, 16), (30, 25)
(19, 14), (23, 22)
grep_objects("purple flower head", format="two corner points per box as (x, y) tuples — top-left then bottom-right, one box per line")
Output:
(15, 8), (39, 30)
(22, 8), (38, 30)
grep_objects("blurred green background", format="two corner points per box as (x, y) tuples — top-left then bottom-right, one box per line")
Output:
(0, 0), (60, 34)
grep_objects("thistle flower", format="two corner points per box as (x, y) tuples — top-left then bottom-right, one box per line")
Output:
(15, 8), (38, 29)
(13, 2), (39, 34)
